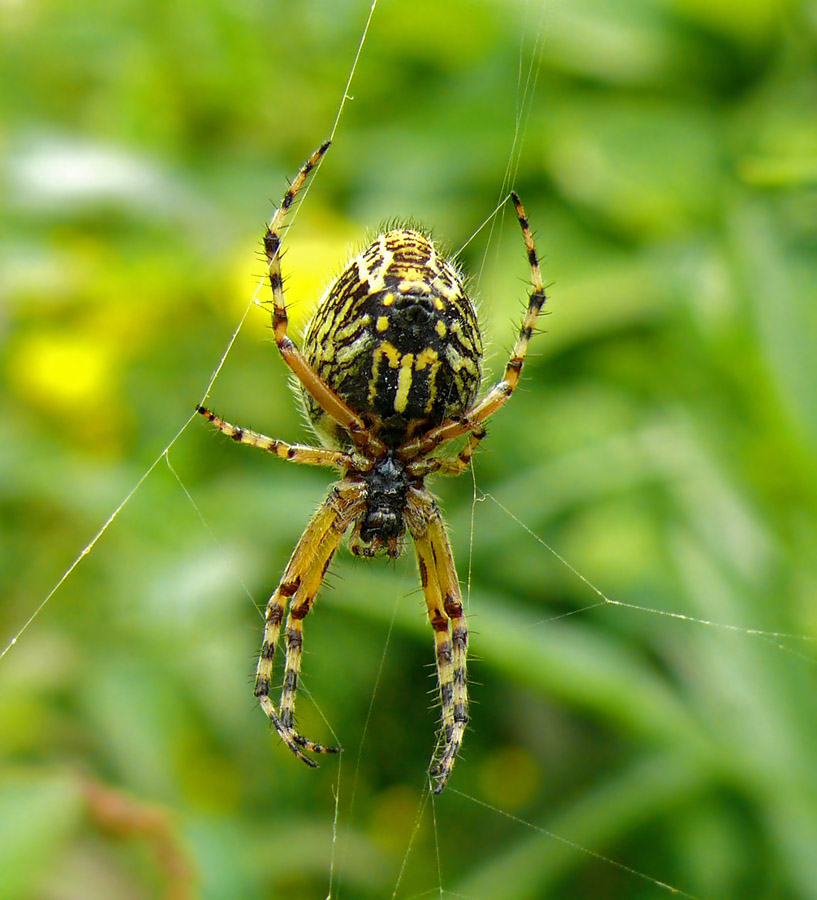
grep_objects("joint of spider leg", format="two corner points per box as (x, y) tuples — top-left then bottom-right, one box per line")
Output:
(254, 676), (270, 698)
(269, 269), (285, 293)
(283, 668), (298, 692)
(436, 641), (453, 666)
(509, 190), (524, 210)
(264, 230), (280, 257)
(518, 319), (538, 341)
(529, 289), (547, 310)
(266, 605), (285, 627)
(431, 615), (449, 634)
(279, 578), (300, 599)
(286, 729), (308, 749)
(289, 601), (312, 621)
(443, 594), (462, 618)
(285, 627), (304, 650)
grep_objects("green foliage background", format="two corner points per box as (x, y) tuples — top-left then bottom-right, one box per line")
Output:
(2, 0), (817, 897)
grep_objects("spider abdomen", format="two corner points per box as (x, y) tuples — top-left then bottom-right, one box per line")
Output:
(302, 230), (483, 448)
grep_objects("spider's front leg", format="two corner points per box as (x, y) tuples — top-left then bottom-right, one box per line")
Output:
(401, 191), (547, 475)
(261, 142), (385, 459)
(408, 487), (469, 794)
(254, 481), (365, 764)
(196, 406), (353, 469)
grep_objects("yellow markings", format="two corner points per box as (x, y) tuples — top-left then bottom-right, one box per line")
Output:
(368, 346), (382, 406)
(435, 282), (458, 302)
(416, 348), (442, 414)
(398, 279), (431, 294)
(394, 353), (415, 413)
(425, 362), (441, 414)
(335, 313), (370, 342)
(366, 341), (447, 416)
(381, 341), (401, 368)
(368, 340), (403, 406)
(302, 226), (483, 433)
(415, 347), (438, 370)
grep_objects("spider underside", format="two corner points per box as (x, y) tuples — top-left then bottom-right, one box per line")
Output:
(197, 142), (546, 794)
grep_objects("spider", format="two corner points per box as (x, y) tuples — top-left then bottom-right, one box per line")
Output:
(197, 142), (546, 794)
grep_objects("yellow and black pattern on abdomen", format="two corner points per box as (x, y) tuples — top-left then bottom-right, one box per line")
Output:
(302, 230), (483, 447)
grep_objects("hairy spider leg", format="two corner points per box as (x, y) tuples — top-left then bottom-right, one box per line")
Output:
(407, 422), (488, 478)
(254, 482), (366, 763)
(424, 508), (469, 793)
(262, 142), (386, 459)
(408, 487), (469, 794)
(402, 191), (547, 473)
(195, 406), (353, 469)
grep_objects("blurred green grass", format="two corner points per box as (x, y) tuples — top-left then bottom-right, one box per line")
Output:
(2, 0), (817, 898)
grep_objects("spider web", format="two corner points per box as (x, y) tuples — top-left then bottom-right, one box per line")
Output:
(3, 2), (817, 899)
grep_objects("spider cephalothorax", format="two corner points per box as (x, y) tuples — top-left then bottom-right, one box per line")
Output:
(349, 453), (412, 558)
(197, 141), (546, 793)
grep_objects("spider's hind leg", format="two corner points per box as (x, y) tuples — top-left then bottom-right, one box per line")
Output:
(254, 482), (364, 765)
(408, 488), (469, 794)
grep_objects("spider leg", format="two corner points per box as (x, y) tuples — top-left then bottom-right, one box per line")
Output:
(263, 144), (386, 458)
(401, 191), (546, 466)
(405, 422), (487, 479)
(408, 487), (469, 794)
(255, 481), (365, 764)
(196, 406), (354, 469)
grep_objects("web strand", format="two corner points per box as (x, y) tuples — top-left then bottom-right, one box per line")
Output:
(163, 454), (261, 616)
(390, 786), (433, 900)
(7, 3), (813, 899)
(1, 0), (381, 666)
(449, 789), (701, 899)
(1, 413), (193, 662)
(475, 0), (548, 286)
(484, 492), (817, 654)
(330, 596), (398, 900)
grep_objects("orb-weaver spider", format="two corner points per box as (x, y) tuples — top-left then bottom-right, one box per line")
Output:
(197, 142), (546, 793)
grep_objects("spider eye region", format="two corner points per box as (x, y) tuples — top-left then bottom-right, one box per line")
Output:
(302, 230), (483, 447)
